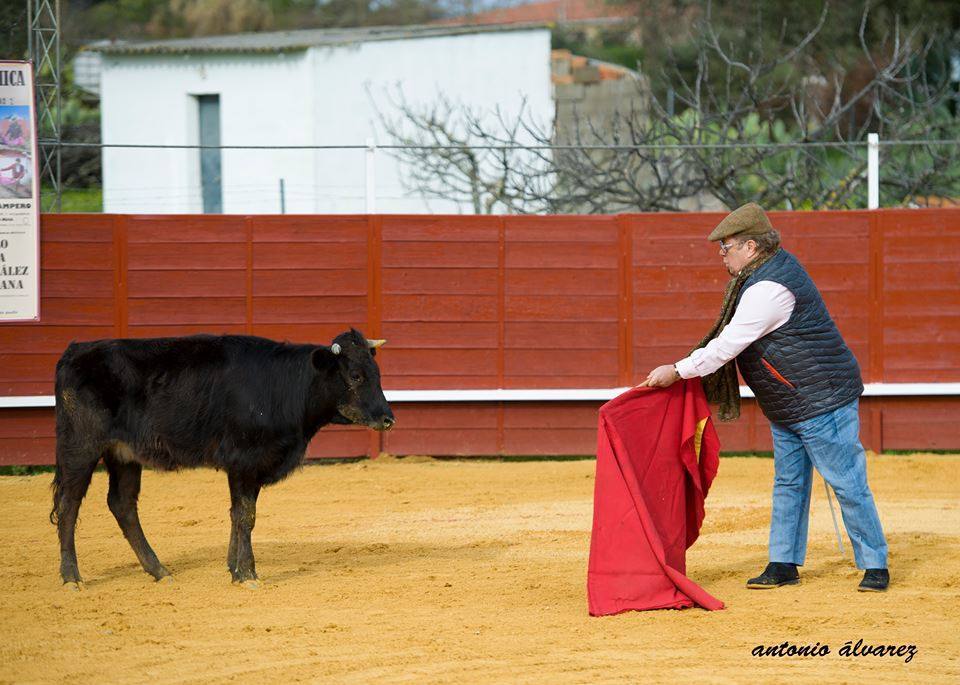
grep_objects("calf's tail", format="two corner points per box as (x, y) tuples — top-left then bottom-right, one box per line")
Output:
(50, 350), (73, 526)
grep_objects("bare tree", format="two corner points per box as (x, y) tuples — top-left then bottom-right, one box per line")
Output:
(376, 0), (959, 213)
(375, 90), (551, 213)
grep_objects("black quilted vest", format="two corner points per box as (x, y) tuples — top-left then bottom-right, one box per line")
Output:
(734, 249), (863, 424)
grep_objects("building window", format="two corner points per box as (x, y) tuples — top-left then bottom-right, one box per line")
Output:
(197, 94), (222, 213)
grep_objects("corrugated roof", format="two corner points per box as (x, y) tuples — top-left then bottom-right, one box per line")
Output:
(436, 0), (638, 27)
(92, 22), (550, 56)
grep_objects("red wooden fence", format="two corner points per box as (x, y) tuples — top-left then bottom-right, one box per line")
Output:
(1, 209), (958, 464)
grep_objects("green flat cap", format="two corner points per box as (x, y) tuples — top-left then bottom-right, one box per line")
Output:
(707, 202), (774, 241)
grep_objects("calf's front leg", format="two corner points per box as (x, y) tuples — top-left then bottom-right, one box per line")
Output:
(227, 472), (261, 585)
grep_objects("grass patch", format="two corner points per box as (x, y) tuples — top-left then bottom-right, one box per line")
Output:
(877, 449), (959, 455)
(42, 186), (102, 213)
(0, 465), (56, 476)
(436, 454), (596, 463)
(302, 457), (367, 466)
(2, 451), (952, 474)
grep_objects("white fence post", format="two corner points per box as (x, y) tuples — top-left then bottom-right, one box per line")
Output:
(867, 133), (879, 209)
(365, 137), (376, 214)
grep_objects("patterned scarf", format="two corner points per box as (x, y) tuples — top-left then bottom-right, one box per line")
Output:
(694, 247), (781, 421)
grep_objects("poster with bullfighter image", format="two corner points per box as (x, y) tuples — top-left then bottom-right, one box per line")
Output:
(0, 61), (40, 321)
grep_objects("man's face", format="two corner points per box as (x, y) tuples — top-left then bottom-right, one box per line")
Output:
(718, 237), (757, 275)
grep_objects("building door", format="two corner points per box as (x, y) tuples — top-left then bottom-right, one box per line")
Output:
(197, 95), (222, 213)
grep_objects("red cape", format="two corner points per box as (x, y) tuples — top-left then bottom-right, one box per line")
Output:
(587, 379), (724, 614)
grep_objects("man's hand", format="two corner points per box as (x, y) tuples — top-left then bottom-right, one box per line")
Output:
(638, 364), (680, 388)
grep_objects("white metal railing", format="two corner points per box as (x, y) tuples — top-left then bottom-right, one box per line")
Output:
(54, 133), (945, 213)
(3, 383), (959, 409)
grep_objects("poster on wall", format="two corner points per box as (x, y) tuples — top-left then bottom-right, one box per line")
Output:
(0, 61), (40, 322)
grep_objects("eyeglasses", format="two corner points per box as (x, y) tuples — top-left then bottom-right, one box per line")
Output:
(719, 241), (741, 256)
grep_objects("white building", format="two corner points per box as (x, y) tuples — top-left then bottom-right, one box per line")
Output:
(95, 24), (552, 214)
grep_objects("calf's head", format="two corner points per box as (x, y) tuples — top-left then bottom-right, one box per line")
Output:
(313, 328), (395, 431)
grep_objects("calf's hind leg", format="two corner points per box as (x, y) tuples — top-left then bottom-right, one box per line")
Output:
(104, 453), (171, 581)
(53, 456), (99, 587)
(227, 486), (239, 572)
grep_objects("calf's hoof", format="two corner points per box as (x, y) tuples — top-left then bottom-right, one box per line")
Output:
(62, 581), (84, 592)
(231, 570), (258, 585)
(150, 566), (173, 581)
(156, 575), (175, 585)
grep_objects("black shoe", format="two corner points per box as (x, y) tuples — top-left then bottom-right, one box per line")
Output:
(746, 562), (800, 589)
(857, 568), (889, 592)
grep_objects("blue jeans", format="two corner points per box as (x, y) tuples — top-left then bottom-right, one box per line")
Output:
(768, 399), (888, 569)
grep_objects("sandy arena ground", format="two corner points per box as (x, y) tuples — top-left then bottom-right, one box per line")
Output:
(1, 453), (958, 684)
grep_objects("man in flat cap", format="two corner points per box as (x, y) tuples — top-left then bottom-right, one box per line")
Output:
(640, 203), (889, 592)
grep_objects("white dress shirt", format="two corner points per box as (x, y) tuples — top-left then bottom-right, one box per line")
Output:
(675, 281), (796, 379)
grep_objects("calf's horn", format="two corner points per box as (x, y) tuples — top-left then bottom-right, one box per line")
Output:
(331, 343), (341, 355)
(366, 339), (386, 349)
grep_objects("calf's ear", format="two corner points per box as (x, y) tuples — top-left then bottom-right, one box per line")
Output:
(312, 346), (340, 372)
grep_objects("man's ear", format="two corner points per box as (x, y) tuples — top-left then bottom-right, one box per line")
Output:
(312, 346), (340, 372)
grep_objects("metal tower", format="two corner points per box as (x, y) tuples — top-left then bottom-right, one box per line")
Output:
(27, 0), (61, 212)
